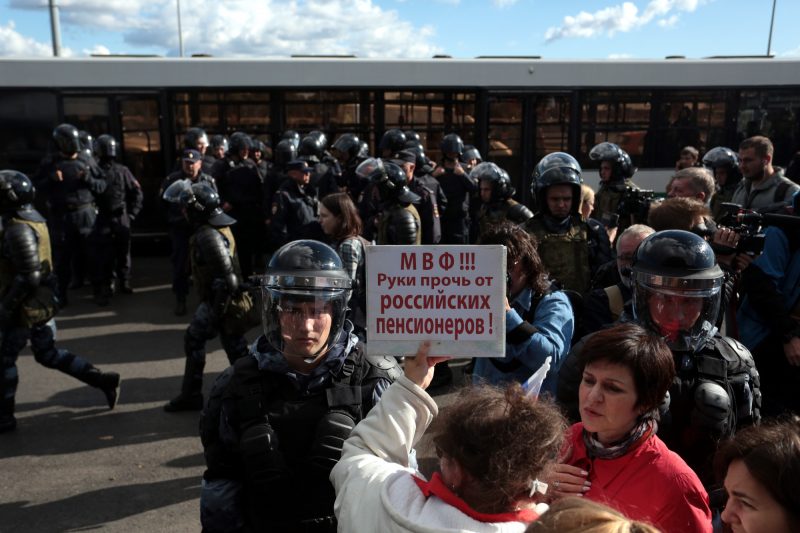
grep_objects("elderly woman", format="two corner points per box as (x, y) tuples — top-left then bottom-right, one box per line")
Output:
(715, 417), (800, 533)
(549, 322), (711, 533)
(331, 343), (568, 532)
(474, 222), (574, 396)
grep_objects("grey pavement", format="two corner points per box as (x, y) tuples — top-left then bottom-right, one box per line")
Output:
(0, 255), (468, 532)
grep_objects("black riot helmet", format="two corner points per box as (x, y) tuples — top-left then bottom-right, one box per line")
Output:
(631, 230), (723, 352)
(262, 240), (352, 359)
(53, 123), (81, 156)
(440, 133), (464, 158)
(281, 130), (301, 149)
(471, 162), (514, 201)
(356, 158), (420, 205)
(589, 142), (635, 180)
(162, 179), (236, 227)
(702, 146), (743, 187)
(274, 139), (298, 168)
(78, 131), (93, 152)
(404, 144), (430, 174)
(183, 127), (209, 151)
(0, 170), (36, 213)
(94, 134), (118, 160)
(531, 152), (583, 215)
(251, 138), (266, 155)
(404, 130), (421, 144)
(209, 134), (228, 157)
(299, 132), (327, 159)
(331, 133), (361, 165)
(379, 129), (407, 157)
(358, 141), (370, 159)
(461, 145), (482, 164)
(228, 132), (252, 157)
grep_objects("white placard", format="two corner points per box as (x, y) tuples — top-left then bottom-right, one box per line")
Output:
(366, 245), (506, 357)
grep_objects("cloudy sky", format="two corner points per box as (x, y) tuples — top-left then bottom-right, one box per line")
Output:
(0, 0), (798, 59)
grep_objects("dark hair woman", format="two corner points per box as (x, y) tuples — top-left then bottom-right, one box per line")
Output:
(319, 192), (368, 338)
(332, 343), (568, 532)
(548, 322), (712, 533)
(473, 221), (574, 396)
(715, 417), (800, 533)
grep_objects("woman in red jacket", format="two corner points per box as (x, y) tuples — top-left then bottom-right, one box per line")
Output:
(548, 322), (712, 533)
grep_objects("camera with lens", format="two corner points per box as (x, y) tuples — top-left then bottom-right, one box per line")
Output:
(616, 186), (655, 224)
(712, 202), (800, 256)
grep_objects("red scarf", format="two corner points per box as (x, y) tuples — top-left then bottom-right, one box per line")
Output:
(412, 472), (539, 524)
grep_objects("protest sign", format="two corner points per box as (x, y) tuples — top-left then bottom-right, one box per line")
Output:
(366, 245), (506, 357)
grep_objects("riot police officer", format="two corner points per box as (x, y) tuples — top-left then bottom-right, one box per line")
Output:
(160, 149), (218, 316)
(89, 134), (144, 305)
(199, 240), (400, 532)
(558, 230), (761, 485)
(0, 170), (120, 433)
(433, 133), (477, 244)
(472, 161), (533, 237)
(270, 160), (321, 249)
(522, 152), (611, 295)
(208, 135), (229, 161)
(461, 144), (482, 172)
(299, 131), (340, 199)
(35, 123), (107, 306)
(161, 180), (259, 412)
(331, 133), (368, 204)
(357, 158), (421, 245)
(183, 127), (213, 175)
(394, 149), (446, 245)
(703, 146), (744, 222)
(589, 141), (640, 236)
(378, 129), (407, 159)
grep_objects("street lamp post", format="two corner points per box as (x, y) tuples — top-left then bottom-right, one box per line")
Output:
(767, 0), (777, 56)
(176, 0), (185, 57)
(48, 0), (62, 57)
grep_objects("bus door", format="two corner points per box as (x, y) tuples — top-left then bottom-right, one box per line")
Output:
(116, 95), (166, 235)
(488, 92), (572, 206)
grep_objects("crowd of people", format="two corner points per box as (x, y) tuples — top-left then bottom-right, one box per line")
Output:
(1, 122), (799, 532)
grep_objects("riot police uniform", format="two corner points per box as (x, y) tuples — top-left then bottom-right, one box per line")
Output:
(434, 134), (478, 244)
(589, 142), (640, 233)
(0, 171), (120, 433)
(522, 153), (611, 295)
(331, 134), (368, 204)
(557, 230), (761, 485)
(162, 180), (259, 412)
(270, 161), (321, 249)
(89, 135), (144, 303)
(199, 240), (400, 532)
(472, 161), (533, 238)
(357, 159), (421, 245)
(402, 146), (447, 245)
(160, 152), (218, 315)
(703, 147), (744, 222)
(35, 124), (108, 305)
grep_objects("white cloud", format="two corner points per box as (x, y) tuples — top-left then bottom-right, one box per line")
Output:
(657, 14), (680, 27)
(0, 20), (58, 57)
(607, 53), (633, 58)
(6, 0), (441, 58)
(782, 45), (800, 57)
(545, 0), (700, 43)
(83, 44), (111, 56)
(492, 0), (519, 7)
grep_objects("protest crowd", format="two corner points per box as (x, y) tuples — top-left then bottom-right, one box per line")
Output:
(2, 122), (800, 533)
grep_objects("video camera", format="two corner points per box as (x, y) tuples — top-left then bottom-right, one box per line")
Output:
(713, 202), (800, 255)
(616, 186), (655, 224)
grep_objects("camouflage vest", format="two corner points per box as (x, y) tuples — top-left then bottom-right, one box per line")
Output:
(525, 216), (591, 295)
(0, 218), (57, 326)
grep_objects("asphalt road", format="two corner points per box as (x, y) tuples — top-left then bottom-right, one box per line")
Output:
(0, 256), (467, 532)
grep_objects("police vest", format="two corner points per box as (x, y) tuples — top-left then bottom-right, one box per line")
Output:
(525, 216), (592, 295)
(0, 218), (58, 327)
(200, 343), (399, 528)
(378, 204), (421, 245)
(190, 225), (239, 301)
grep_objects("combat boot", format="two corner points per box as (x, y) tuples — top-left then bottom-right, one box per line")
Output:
(0, 398), (16, 434)
(116, 279), (134, 294)
(164, 358), (204, 412)
(80, 368), (121, 409)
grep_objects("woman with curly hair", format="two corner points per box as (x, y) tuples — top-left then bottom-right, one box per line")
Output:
(331, 343), (568, 532)
(473, 221), (574, 396)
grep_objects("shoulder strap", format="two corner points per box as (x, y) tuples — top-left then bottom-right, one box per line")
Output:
(774, 180), (791, 203)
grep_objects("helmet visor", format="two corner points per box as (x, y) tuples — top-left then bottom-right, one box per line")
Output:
(162, 179), (192, 204)
(261, 286), (349, 360)
(633, 277), (721, 352)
